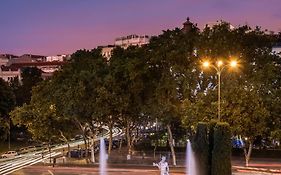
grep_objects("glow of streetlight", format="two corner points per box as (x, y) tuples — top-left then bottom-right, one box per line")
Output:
(200, 57), (241, 121)
(203, 61), (210, 68)
(230, 60), (238, 68)
(217, 60), (223, 67)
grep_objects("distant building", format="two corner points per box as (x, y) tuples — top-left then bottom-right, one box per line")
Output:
(0, 61), (67, 82)
(0, 53), (68, 82)
(114, 34), (150, 49)
(0, 54), (18, 66)
(99, 45), (115, 60)
(273, 43), (281, 55)
(46, 54), (70, 62)
(0, 67), (21, 82)
(100, 34), (150, 60)
(8, 54), (46, 65)
(206, 21), (235, 30)
(182, 17), (194, 33)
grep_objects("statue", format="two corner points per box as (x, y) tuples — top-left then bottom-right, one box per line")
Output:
(153, 156), (169, 175)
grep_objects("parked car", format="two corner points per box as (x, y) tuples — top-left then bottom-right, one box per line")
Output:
(67, 149), (91, 158)
(1, 151), (18, 158)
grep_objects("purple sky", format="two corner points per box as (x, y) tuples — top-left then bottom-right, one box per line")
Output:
(1, 0), (281, 55)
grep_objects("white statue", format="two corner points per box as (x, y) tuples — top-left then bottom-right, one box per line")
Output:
(153, 156), (169, 175)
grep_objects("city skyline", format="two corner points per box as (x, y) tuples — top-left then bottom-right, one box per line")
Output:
(1, 0), (281, 55)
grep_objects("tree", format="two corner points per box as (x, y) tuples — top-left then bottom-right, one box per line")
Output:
(105, 46), (152, 156)
(192, 122), (209, 175)
(13, 67), (43, 106)
(211, 122), (232, 175)
(183, 22), (277, 166)
(146, 23), (200, 165)
(0, 79), (15, 141)
(10, 80), (76, 145)
(48, 49), (109, 162)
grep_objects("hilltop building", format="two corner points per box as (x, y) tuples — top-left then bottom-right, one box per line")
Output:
(114, 34), (150, 48)
(273, 43), (281, 55)
(100, 34), (151, 59)
(0, 53), (68, 82)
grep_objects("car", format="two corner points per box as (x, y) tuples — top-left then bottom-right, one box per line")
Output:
(1, 151), (18, 158)
(19, 147), (29, 154)
(75, 135), (84, 140)
(67, 149), (91, 158)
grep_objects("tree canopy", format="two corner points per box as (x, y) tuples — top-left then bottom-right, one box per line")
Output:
(9, 20), (281, 165)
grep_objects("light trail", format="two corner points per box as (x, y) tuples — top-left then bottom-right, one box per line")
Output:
(0, 126), (123, 175)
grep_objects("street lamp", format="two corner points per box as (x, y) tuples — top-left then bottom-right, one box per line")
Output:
(202, 59), (238, 121)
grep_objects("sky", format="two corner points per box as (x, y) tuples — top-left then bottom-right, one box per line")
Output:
(1, 0), (281, 55)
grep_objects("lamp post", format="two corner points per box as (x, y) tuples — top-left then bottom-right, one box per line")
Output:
(202, 60), (238, 121)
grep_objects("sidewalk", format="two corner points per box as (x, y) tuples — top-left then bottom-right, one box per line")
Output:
(15, 154), (281, 175)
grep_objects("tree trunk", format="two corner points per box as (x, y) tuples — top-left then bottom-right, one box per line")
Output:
(244, 141), (253, 167)
(126, 122), (132, 156)
(83, 137), (88, 149)
(91, 137), (96, 163)
(167, 124), (176, 166)
(118, 138), (123, 152)
(48, 142), (52, 163)
(68, 143), (71, 158)
(108, 120), (113, 155)
(58, 130), (71, 158)
(153, 143), (157, 159)
(74, 119), (88, 154)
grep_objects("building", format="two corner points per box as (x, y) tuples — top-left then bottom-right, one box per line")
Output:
(273, 43), (281, 55)
(182, 17), (194, 33)
(8, 54), (47, 65)
(0, 67), (21, 82)
(46, 54), (70, 62)
(100, 35), (151, 59)
(114, 34), (150, 49)
(0, 61), (67, 82)
(0, 54), (18, 66)
(0, 53), (68, 82)
(100, 45), (115, 60)
(206, 21), (235, 30)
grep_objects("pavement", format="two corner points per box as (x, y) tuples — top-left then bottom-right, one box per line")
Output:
(8, 161), (281, 175)
(2, 151), (280, 174)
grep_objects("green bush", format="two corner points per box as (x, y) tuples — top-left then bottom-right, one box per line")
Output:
(208, 120), (217, 175)
(193, 122), (209, 175)
(211, 122), (232, 175)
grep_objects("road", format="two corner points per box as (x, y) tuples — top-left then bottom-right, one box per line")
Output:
(0, 127), (122, 175)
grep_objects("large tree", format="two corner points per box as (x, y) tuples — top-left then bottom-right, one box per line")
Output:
(183, 22), (280, 166)
(104, 46), (152, 156)
(0, 79), (15, 140)
(145, 24), (200, 165)
(15, 67), (43, 106)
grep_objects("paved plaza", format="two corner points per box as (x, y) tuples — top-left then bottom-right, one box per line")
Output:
(10, 164), (281, 175)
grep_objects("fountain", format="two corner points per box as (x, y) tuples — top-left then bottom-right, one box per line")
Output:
(99, 137), (107, 175)
(186, 139), (197, 175)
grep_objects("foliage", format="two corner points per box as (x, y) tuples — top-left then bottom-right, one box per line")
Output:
(208, 120), (217, 174)
(211, 122), (231, 175)
(0, 79), (15, 140)
(192, 122), (209, 175)
(7, 20), (281, 167)
(183, 22), (279, 149)
(17, 67), (43, 106)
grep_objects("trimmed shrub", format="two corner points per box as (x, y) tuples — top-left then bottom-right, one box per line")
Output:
(193, 122), (209, 175)
(208, 120), (217, 175)
(211, 122), (232, 175)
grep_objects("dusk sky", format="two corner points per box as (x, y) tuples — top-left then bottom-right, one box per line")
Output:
(1, 0), (281, 55)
